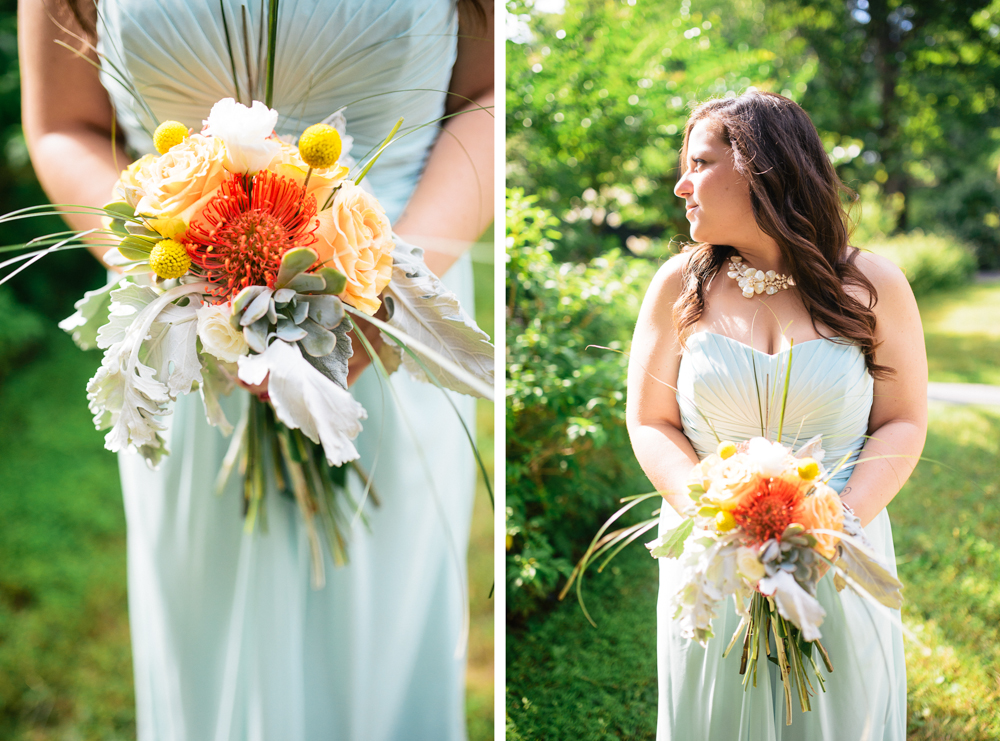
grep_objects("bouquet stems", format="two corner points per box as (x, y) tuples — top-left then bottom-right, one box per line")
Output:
(734, 592), (833, 725)
(239, 397), (371, 587)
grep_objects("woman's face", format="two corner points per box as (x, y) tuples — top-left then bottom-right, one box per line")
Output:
(673, 119), (757, 247)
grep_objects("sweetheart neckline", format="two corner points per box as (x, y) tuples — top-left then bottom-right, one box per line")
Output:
(688, 330), (849, 358)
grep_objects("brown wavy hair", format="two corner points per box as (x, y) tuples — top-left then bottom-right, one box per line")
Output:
(673, 91), (891, 379)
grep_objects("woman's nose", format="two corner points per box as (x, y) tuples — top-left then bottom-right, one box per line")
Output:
(674, 171), (691, 198)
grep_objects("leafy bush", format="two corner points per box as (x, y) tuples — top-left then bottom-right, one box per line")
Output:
(506, 189), (655, 621)
(864, 231), (976, 298)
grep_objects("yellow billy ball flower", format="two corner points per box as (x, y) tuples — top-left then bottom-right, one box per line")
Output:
(153, 120), (189, 154)
(797, 457), (820, 481)
(715, 510), (737, 532)
(149, 238), (191, 279)
(297, 123), (342, 169)
(717, 441), (738, 460)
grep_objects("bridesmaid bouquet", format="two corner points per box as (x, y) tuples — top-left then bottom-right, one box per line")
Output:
(4, 98), (493, 584)
(644, 435), (903, 724)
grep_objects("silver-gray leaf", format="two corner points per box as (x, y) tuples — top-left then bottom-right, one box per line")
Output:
(300, 317), (336, 357)
(382, 237), (494, 397)
(298, 294), (343, 330)
(276, 316), (308, 342)
(303, 318), (352, 389)
(241, 288), (274, 326)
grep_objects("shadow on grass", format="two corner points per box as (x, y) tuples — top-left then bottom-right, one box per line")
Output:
(890, 403), (1000, 741)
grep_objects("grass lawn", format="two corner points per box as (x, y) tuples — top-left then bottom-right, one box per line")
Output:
(920, 278), (1000, 386)
(507, 281), (1000, 740)
(0, 251), (495, 738)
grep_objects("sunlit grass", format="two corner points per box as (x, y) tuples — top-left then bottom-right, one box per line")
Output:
(921, 279), (1000, 386)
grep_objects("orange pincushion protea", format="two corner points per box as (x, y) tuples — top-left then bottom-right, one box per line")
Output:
(732, 476), (806, 546)
(186, 171), (319, 301)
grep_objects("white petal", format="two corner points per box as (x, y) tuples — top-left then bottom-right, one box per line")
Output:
(758, 570), (826, 641)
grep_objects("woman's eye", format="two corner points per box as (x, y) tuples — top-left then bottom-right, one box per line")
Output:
(692, 158), (707, 168)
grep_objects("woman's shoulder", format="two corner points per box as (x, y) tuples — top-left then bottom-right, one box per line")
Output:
(846, 248), (913, 309)
(647, 250), (693, 298)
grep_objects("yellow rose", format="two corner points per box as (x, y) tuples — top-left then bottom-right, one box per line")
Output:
(314, 182), (394, 315)
(132, 134), (228, 227)
(271, 141), (349, 206)
(795, 483), (845, 559)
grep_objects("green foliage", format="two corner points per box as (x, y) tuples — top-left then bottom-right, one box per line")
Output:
(920, 279), (1000, 386)
(506, 188), (654, 620)
(508, 0), (1000, 266)
(0, 332), (134, 739)
(865, 230), (976, 297)
(0, 287), (45, 381)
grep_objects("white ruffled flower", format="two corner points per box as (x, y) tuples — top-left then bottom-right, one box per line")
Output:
(758, 569), (827, 641)
(670, 539), (747, 645)
(196, 303), (248, 363)
(747, 437), (791, 477)
(203, 98), (281, 174)
(736, 545), (766, 583)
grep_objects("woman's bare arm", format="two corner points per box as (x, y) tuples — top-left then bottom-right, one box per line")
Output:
(839, 253), (928, 527)
(626, 253), (701, 515)
(392, 1), (494, 279)
(19, 1), (126, 264)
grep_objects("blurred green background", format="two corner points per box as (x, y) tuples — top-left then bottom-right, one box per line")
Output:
(506, 0), (1000, 738)
(0, 0), (495, 736)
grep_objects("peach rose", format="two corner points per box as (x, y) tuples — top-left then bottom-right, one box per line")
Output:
(314, 182), (394, 315)
(795, 483), (845, 559)
(270, 141), (349, 206)
(112, 154), (158, 208)
(701, 454), (763, 511)
(132, 134), (228, 226)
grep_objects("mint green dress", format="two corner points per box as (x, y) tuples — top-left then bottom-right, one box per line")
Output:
(658, 331), (906, 740)
(96, 3), (477, 739)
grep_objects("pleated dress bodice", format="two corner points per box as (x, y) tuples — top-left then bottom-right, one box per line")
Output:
(677, 331), (874, 490)
(97, 0), (458, 221)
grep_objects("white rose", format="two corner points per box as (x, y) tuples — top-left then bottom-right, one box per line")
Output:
(203, 98), (281, 174)
(747, 437), (791, 478)
(197, 303), (249, 363)
(736, 546), (766, 583)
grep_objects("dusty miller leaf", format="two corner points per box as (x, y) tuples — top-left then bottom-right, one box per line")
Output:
(59, 278), (127, 351)
(237, 339), (366, 465)
(382, 237), (493, 397)
(646, 517), (695, 559)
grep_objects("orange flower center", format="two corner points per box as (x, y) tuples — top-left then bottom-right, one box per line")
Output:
(186, 171), (319, 301)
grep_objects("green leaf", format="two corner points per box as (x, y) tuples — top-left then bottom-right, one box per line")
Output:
(315, 267), (347, 295)
(117, 235), (157, 261)
(647, 517), (694, 559)
(274, 247), (318, 288)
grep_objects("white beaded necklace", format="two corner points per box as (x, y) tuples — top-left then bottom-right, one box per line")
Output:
(726, 255), (795, 298)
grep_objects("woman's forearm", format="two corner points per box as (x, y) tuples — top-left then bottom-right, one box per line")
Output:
(26, 127), (127, 264)
(628, 422), (701, 516)
(839, 417), (926, 527)
(392, 89), (494, 278)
